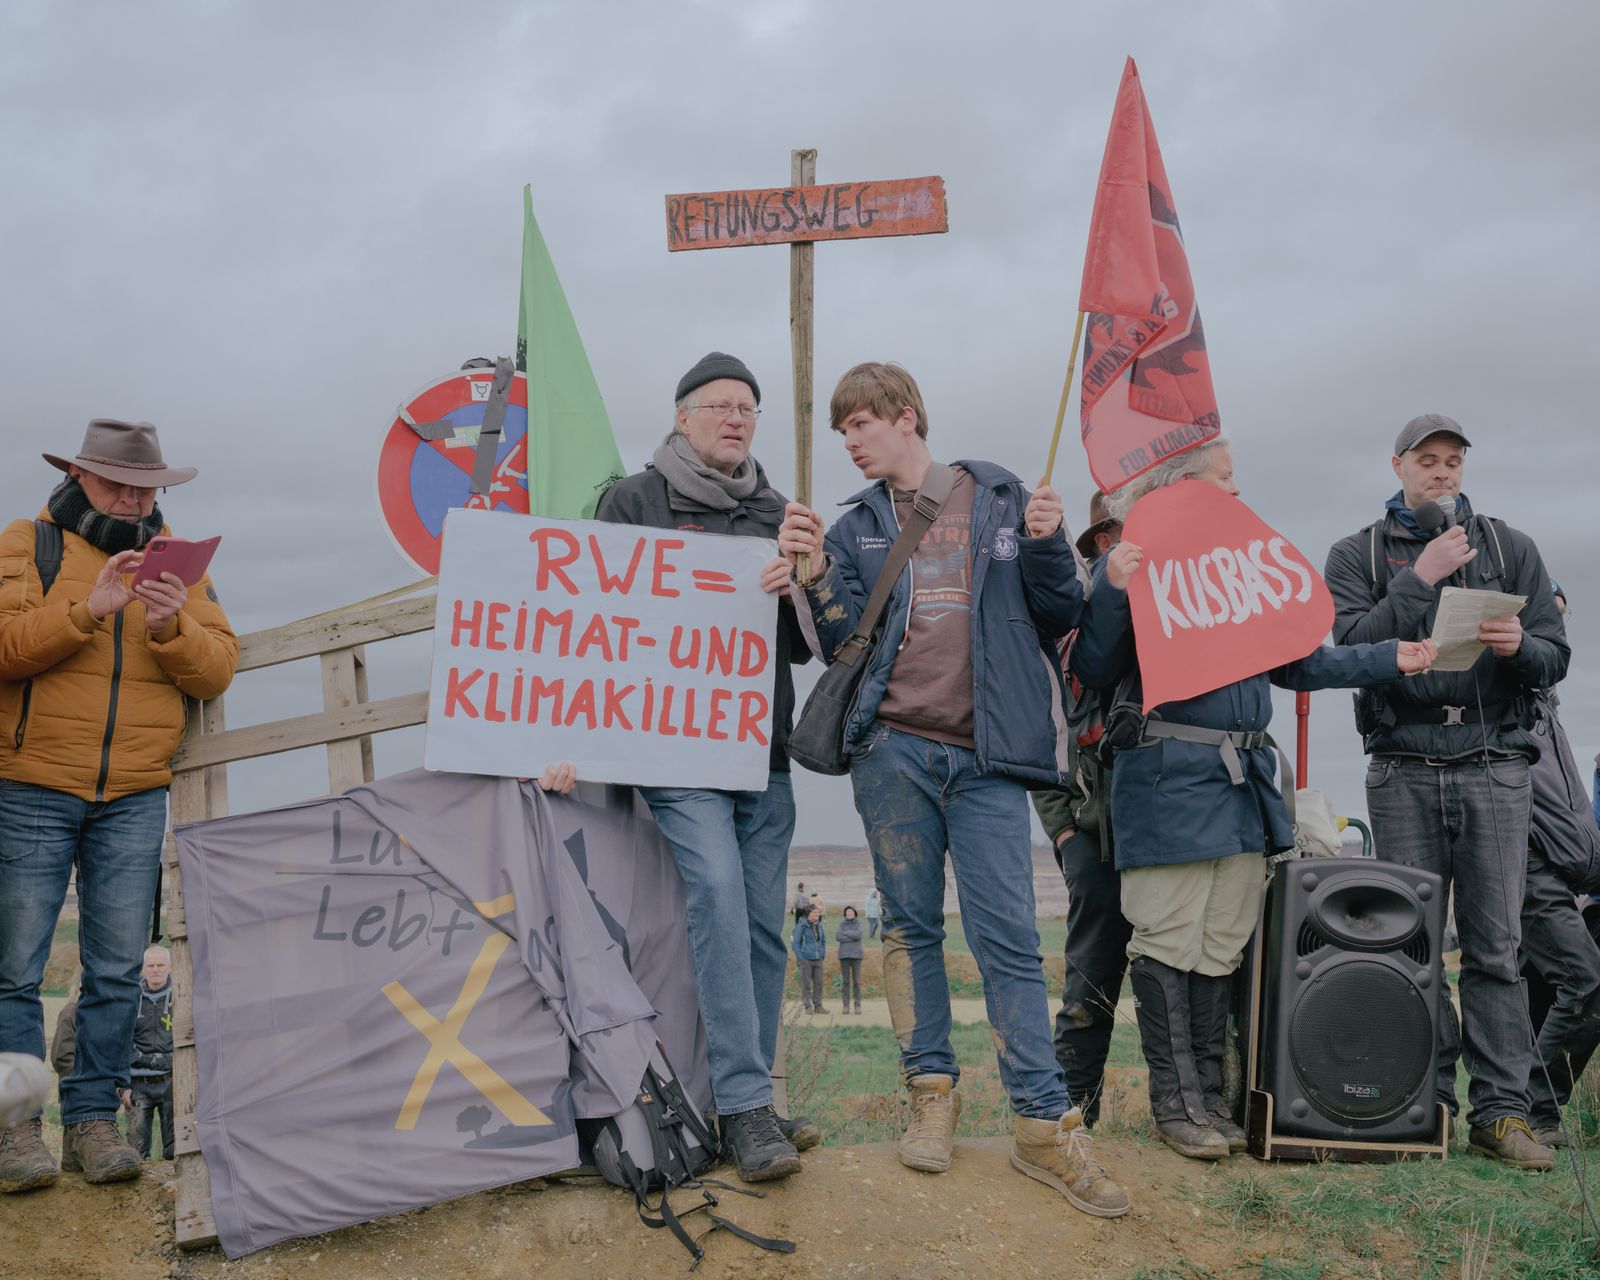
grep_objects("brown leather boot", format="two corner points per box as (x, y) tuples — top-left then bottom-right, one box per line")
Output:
(1467, 1117), (1555, 1171)
(0, 1118), (59, 1193)
(1012, 1109), (1132, 1218)
(61, 1118), (141, 1184)
(899, 1073), (961, 1173)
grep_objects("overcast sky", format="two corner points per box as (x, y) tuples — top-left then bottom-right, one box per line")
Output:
(2, 1), (1594, 845)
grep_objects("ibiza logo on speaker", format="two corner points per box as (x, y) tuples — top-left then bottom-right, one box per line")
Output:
(1341, 1083), (1381, 1100)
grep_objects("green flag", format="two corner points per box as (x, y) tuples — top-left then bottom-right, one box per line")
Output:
(516, 185), (625, 518)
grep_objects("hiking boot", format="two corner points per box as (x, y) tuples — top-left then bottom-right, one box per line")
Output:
(60, 1118), (141, 1184)
(1189, 973), (1247, 1154)
(1012, 1109), (1132, 1219)
(0, 1117), (59, 1193)
(1129, 957), (1230, 1161)
(0, 1054), (53, 1130)
(899, 1073), (961, 1173)
(721, 1106), (800, 1182)
(1467, 1117), (1555, 1171)
(1533, 1125), (1569, 1150)
(778, 1113), (822, 1152)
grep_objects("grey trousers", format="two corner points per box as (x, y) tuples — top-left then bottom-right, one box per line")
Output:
(797, 958), (824, 1009)
(1366, 755), (1536, 1127)
(1520, 850), (1600, 1129)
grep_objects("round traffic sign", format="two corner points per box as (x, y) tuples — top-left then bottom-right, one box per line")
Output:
(376, 368), (531, 575)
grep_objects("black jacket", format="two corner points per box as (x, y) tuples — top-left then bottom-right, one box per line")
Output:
(129, 980), (173, 1079)
(595, 461), (809, 772)
(1323, 495), (1568, 760)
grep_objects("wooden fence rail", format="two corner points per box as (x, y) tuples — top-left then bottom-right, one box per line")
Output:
(166, 584), (435, 1249)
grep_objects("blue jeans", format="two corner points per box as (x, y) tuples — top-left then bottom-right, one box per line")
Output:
(1366, 756), (1535, 1127)
(638, 772), (794, 1116)
(0, 781), (167, 1125)
(849, 725), (1070, 1119)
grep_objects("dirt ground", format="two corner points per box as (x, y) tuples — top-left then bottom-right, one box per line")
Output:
(3, 1120), (1419, 1280)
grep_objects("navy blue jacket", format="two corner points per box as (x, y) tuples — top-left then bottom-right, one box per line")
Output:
(791, 918), (826, 961)
(1074, 561), (1401, 868)
(796, 460), (1084, 785)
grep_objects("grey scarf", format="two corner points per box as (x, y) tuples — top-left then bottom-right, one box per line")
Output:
(651, 431), (759, 511)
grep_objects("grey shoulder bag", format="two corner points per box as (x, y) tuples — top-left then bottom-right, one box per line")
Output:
(788, 464), (957, 775)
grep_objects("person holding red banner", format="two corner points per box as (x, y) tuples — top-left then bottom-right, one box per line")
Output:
(1074, 438), (1438, 1161)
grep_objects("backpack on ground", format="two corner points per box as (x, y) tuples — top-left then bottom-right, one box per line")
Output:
(578, 1042), (794, 1265)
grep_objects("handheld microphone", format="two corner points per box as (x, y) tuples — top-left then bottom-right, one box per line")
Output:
(1435, 494), (1458, 529)
(1413, 500), (1446, 536)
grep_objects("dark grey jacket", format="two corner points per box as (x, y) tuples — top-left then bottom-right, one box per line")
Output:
(835, 916), (865, 959)
(1530, 692), (1600, 892)
(1323, 496), (1568, 760)
(595, 461), (810, 772)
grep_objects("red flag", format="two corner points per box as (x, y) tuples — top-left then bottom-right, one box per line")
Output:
(1078, 58), (1220, 494)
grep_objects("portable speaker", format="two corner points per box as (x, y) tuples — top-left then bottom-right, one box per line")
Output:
(1258, 858), (1444, 1142)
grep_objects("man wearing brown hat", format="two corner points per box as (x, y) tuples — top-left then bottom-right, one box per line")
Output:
(594, 354), (817, 1183)
(1324, 413), (1568, 1169)
(0, 420), (236, 1192)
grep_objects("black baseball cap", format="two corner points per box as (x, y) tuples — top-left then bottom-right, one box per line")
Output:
(1394, 413), (1471, 456)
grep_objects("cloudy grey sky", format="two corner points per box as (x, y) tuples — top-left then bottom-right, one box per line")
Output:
(2, 1), (1594, 843)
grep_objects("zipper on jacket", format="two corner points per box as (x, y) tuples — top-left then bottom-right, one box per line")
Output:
(12, 681), (35, 749)
(93, 612), (125, 801)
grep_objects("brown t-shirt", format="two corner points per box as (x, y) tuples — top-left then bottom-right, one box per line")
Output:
(876, 468), (976, 747)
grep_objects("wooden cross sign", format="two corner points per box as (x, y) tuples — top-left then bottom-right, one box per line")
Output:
(664, 152), (948, 575)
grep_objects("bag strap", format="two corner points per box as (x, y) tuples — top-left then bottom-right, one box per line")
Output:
(33, 520), (63, 596)
(1140, 721), (1297, 827)
(830, 462), (957, 669)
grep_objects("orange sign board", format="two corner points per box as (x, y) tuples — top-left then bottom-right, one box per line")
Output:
(665, 175), (947, 251)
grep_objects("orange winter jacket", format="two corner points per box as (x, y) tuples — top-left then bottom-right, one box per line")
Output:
(0, 511), (238, 802)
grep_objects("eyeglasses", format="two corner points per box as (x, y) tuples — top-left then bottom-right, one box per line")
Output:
(691, 401), (761, 421)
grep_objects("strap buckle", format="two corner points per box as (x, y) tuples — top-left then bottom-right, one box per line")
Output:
(1442, 706), (1465, 727)
(912, 489), (942, 521)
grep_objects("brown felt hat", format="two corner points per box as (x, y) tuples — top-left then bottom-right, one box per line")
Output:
(44, 419), (197, 488)
(1075, 491), (1121, 559)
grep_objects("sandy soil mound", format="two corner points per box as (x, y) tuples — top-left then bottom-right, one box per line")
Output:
(3, 1131), (1401, 1280)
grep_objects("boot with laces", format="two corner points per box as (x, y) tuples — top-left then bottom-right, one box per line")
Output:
(1467, 1116), (1555, 1171)
(777, 1112), (822, 1152)
(0, 1118), (59, 1193)
(61, 1117), (141, 1184)
(899, 1073), (961, 1173)
(721, 1105), (801, 1182)
(1012, 1108), (1132, 1219)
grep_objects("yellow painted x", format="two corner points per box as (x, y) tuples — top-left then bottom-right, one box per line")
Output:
(382, 926), (550, 1131)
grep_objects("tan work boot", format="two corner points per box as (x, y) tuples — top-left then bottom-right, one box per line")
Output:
(899, 1073), (960, 1173)
(0, 1118), (59, 1193)
(1012, 1109), (1132, 1219)
(1467, 1116), (1555, 1171)
(61, 1118), (141, 1184)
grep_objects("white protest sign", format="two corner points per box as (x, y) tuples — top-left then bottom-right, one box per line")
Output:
(425, 508), (779, 790)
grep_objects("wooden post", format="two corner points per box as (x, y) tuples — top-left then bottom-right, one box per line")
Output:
(790, 148), (817, 578)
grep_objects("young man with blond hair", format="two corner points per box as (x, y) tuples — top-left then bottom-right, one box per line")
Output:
(777, 362), (1131, 1218)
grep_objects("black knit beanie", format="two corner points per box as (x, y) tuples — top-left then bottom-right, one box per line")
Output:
(675, 352), (760, 405)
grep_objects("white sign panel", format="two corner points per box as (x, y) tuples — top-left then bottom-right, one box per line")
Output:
(425, 508), (779, 790)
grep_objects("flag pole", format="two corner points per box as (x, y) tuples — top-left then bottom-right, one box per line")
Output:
(1042, 310), (1086, 486)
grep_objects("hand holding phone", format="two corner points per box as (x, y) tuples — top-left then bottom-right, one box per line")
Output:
(129, 536), (220, 589)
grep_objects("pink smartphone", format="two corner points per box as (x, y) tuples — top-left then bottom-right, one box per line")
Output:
(129, 536), (221, 589)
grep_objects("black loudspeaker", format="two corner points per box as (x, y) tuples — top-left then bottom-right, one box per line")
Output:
(1257, 858), (1444, 1143)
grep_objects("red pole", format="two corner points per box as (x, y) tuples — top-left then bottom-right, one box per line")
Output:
(1295, 691), (1311, 787)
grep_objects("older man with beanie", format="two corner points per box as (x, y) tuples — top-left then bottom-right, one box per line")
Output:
(1324, 413), (1568, 1169)
(595, 353), (817, 1182)
(0, 420), (236, 1192)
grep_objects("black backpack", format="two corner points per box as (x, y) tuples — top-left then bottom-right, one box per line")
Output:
(578, 1043), (794, 1264)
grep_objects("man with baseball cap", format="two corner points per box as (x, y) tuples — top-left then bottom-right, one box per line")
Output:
(594, 354), (817, 1182)
(1324, 414), (1568, 1168)
(0, 420), (236, 1192)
